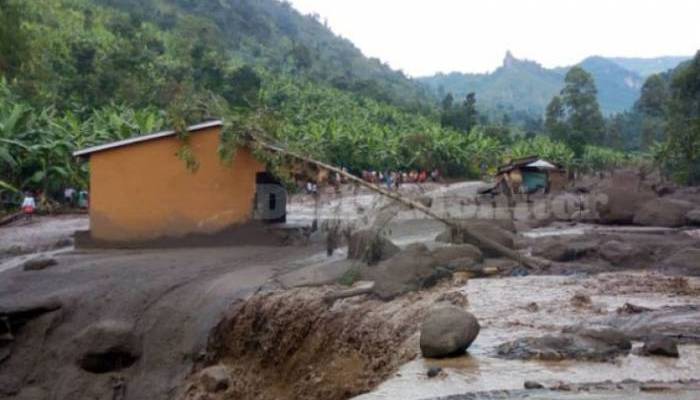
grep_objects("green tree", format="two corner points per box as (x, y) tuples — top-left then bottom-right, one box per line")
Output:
(545, 95), (566, 142)
(560, 66), (605, 154)
(635, 73), (669, 151)
(0, 0), (29, 78)
(636, 74), (669, 118)
(665, 51), (700, 184)
(462, 92), (478, 133)
(545, 67), (606, 155)
(606, 114), (624, 150)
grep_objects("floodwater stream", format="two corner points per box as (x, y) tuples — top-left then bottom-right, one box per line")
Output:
(355, 273), (700, 400)
(284, 182), (700, 399)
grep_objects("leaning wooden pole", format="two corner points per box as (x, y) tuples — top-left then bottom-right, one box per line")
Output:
(253, 139), (543, 269)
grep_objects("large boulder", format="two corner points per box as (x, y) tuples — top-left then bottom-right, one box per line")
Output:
(639, 337), (679, 358)
(633, 198), (695, 227)
(347, 229), (400, 265)
(599, 305), (700, 343)
(420, 306), (480, 358)
(366, 243), (446, 300)
(598, 240), (646, 266)
(596, 171), (655, 224)
(496, 327), (631, 362)
(660, 248), (700, 275)
(533, 239), (598, 262)
(436, 221), (515, 257)
(431, 244), (483, 266)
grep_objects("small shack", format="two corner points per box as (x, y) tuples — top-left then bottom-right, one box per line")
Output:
(73, 120), (287, 245)
(492, 155), (567, 195)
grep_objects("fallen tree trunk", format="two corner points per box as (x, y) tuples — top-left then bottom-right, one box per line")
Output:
(254, 140), (544, 269)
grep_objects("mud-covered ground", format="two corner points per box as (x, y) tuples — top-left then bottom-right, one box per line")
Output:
(0, 217), (324, 400)
(2, 175), (700, 400)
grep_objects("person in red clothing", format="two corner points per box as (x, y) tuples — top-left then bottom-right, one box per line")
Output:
(21, 191), (36, 221)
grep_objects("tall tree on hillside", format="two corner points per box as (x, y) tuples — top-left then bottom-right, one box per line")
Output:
(440, 92), (479, 134)
(441, 93), (454, 111)
(462, 92), (478, 133)
(545, 95), (566, 142)
(561, 66), (605, 153)
(606, 114), (624, 150)
(545, 67), (605, 155)
(637, 74), (669, 118)
(665, 51), (700, 184)
(636, 74), (670, 149)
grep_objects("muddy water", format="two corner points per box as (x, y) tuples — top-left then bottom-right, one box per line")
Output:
(354, 273), (700, 400)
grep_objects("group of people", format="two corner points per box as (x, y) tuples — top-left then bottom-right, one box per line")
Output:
(361, 169), (441, 190)
(18, 187), (88, 221)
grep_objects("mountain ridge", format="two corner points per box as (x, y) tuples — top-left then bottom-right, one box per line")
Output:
(418, 52), (690, 116)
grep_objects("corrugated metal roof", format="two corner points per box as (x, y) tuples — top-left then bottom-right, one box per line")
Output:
(73, 120), (223, 157)
(526, 159), (557, 169)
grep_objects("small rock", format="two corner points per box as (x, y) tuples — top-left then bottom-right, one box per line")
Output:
(200, 364), (231, 393)
(640, 338), (679, 358)
(571, 209), (597, 222)
(22, 257), (57, 271)
(525, 302), (539, 312)
(511, 266), (530, 277)
(534, 240), (598, 262)
(435, 291), (468, 307)
(599, 240), (644, 266)
(53, 238), (74, 248)
(416, 196), (433, 208)
(426, 366), (442, 378)
(616, 303), (653, 314)
(524, 381), (544, 389)
(420, 306), (480, 358)
(570, 292), (592, 308)
(687, 209), (700, 225)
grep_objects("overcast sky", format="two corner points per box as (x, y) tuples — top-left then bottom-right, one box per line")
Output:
(287, 0), (700, 77)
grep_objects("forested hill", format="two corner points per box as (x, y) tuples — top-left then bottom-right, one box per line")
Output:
(97, 0), (434, 110)
(2, 0), (431, 112)
(418, 52), (690, 116)
(2, 0), (699, 199)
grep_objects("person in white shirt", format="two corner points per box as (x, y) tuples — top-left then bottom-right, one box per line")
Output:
(21, 192), (36, 221)
(64, 187), (76, 206)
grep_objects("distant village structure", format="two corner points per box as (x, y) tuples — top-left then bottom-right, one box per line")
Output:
(490, 156), (568, 196)
(74, 120), (286, 244)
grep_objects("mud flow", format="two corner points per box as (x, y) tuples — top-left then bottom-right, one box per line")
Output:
(3, 174), (700, 400)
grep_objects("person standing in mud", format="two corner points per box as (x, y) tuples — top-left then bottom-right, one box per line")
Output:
(21, 191), (36, 221)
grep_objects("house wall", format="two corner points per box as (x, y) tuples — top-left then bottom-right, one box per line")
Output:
(88, 127), (266, 242)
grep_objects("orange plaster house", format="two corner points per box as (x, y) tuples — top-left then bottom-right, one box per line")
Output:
(74, 120), (285, 244)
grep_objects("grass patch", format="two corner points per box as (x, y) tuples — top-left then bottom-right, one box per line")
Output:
(337, 266), (362, 287)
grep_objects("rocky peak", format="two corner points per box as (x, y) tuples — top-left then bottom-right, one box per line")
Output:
(503, 50), (517, 68)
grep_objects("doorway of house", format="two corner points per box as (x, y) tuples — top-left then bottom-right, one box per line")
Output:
(255, 172), (287, 223)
